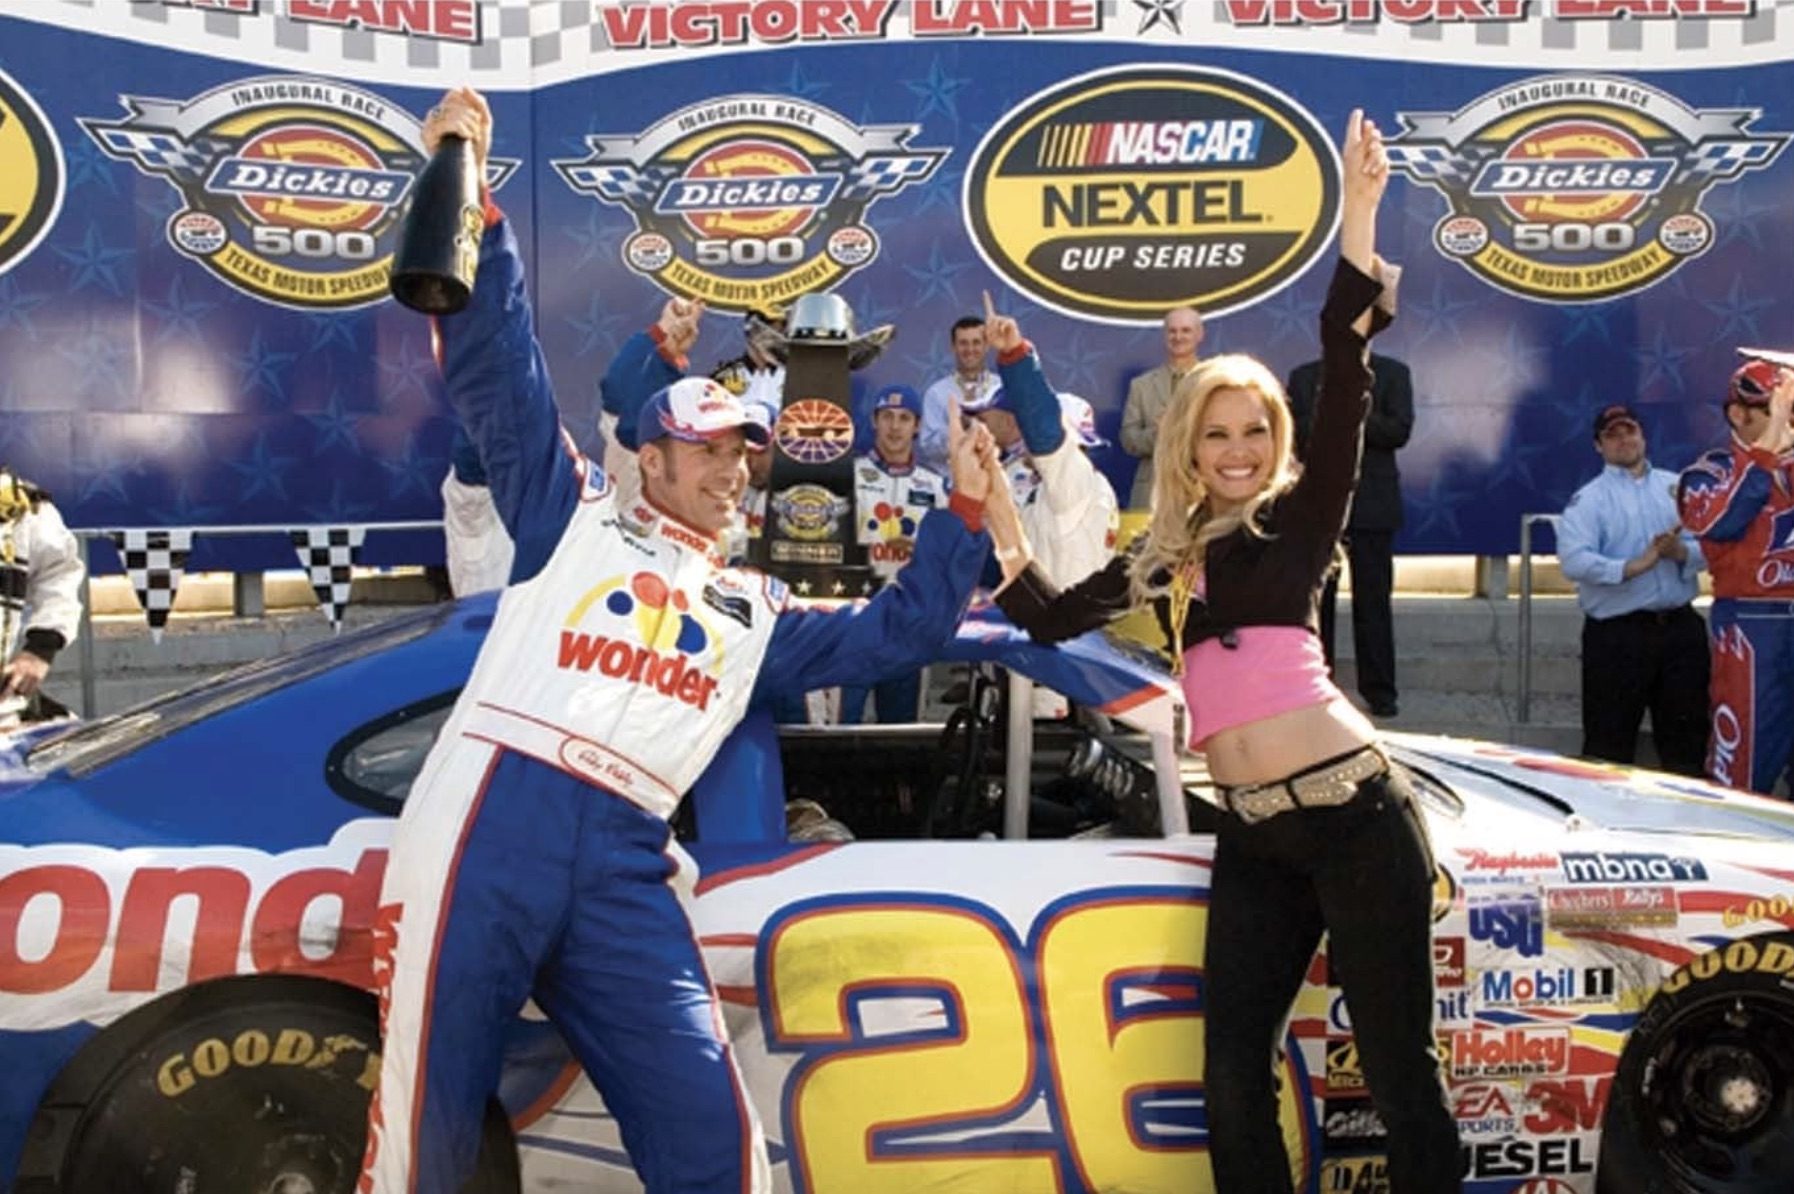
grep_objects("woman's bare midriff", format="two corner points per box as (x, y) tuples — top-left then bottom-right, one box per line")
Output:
(1198, 697), (1379, 787)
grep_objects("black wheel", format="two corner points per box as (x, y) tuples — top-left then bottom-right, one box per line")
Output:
(1599, 934), (1794, 1194)
(21, 976), (519, 1194)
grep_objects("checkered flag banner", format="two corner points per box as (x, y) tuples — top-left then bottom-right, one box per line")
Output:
(111, 529), (194, 643)
(289, 526), (365, 630)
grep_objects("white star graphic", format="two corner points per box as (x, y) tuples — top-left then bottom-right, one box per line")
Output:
(1134, 0), (1183, 34)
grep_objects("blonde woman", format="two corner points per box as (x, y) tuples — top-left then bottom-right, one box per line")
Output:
(984, 111), (1459, 1193)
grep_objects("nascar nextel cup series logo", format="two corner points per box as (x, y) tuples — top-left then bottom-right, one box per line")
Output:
(1387, 75), (1788, 303)
(0, 67), (63, 279)
(964, 65), (1340, 325)
(554, 95), (945, 313)
(79, 76), (516, 310)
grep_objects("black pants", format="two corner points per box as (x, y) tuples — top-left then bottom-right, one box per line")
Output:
(1580, 605), (1710, 777)
(1319, 530), (1397, 709)
(1204, 769), (1460, 1194)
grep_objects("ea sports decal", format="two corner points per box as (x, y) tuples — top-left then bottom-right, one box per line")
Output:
(554, 94), (946, 313)
(79, 76), (516, 310)
(1386, 75), (1788, 303)
(0, 67), (64, 278)
(964, 65), (1340, 325)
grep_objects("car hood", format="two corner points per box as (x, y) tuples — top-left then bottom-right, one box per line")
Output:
(1391, 733), (1794, 847)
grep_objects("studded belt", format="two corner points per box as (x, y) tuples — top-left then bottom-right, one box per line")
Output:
(1218, 745), (1389, 825)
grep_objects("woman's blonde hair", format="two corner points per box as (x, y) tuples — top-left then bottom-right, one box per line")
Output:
(1129, 353), (1296, 605)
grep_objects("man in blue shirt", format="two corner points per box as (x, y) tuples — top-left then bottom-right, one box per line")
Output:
(1558, 403), (1709, 775)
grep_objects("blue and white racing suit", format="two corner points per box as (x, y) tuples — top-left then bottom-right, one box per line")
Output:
(360, 216), (990, 1194)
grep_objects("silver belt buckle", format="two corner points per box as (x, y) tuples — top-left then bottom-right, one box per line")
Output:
(1229, 784), (1293, 824)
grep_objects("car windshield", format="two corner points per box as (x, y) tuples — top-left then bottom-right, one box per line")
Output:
(27, 607), (450, 778)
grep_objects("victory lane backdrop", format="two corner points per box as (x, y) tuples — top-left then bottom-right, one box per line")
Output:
(0, 6), (1789, 571)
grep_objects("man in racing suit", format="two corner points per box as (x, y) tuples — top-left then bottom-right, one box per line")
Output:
(961, 293), (1119, 589)
(0, 470), (82, 715)
(842, 383), (951, 722)
(361, 89), (1000, 1194)
(1678, 358), (1794, 794)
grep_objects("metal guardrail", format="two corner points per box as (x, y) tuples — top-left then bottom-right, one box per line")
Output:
(67, 520), (444, 719)
(1516, 512), (1560, 725)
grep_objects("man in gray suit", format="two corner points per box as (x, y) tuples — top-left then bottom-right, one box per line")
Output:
(1120, 306), (1203, 508)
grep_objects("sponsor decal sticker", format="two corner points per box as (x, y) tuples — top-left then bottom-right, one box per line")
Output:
(1387, 74), (1787, 303)
(79, 76), (515, 309)
(1465, 1135), (1596, 1180)
(964, 64), (1340, 323)
(0, 67), (64, 278)
(1478, 964), (1616, 1008)
(555, 95), (944, 312)
(1319, 1155), (1388, 1193)
(1450, 1026), (1571, 1079)
(1433, 936), (1466, 987)
(1559, 851), (1707, 884)
(556, 572), (722, 711)
(1468, 890), (1545, 958)
(1547, 883), (1677, 928)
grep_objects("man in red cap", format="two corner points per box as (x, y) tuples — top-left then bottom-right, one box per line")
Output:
(1678, 357), (1794, 793)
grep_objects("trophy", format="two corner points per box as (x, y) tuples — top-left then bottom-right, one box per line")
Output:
(751, 293), (893, 597)
(390, 135), (482, 314)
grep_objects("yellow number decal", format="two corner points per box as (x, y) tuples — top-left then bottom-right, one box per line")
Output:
(765, 900), (1062, 1194)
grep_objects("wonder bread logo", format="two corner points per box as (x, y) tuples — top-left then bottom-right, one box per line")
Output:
(964, 65), (1340, 325)
(79, 76), (517, 310)
(554, 94), (946, 313)
(1387, 75), (1788, 303)
(0, 67), (64, 278)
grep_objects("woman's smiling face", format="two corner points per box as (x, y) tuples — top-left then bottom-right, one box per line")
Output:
(1194, 385), (1274, 513)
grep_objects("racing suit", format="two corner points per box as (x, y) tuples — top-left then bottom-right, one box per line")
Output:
(842, 451), (951, 722)
(1679, 433), (1794, 793)
(992, 342), (1120, 589)
(361, 215), (990, 1194)
(439, 426), (514, 597)
(0, 493), (82, 684)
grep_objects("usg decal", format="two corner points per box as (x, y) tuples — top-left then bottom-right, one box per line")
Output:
(555, 94), (945, 313)
(1387, 74), (1787, 303)
(0, 67), (64, 278)
(963, 64), (1340, 324)
(79, 76), (516, 310)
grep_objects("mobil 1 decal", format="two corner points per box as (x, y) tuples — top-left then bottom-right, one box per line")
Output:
(0, 67), (63, 279)
(79, 76), (516, 310)
(1387, 75), (1788, 303)
(555, 95), (946, 313)
(964, 65), (1340, 324)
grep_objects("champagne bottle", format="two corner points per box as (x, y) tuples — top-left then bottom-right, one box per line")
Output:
(390, 134), (481, 315)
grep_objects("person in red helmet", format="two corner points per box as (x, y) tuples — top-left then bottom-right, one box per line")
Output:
(1678, 356), (1794, 793)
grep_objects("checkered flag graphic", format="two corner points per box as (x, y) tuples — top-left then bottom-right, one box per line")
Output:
(1386, 144), (1472, 184)
(88, 128), (216, 182)
(1683, 140), (1781, 182)
(111, 529), (194, 643)
(289, 526), (365, 630)
(842, 154), (943, 199)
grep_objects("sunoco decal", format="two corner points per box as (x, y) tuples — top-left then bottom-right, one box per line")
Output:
(79, 76), (516, 310)
(1387, 75), (1788, 303)
(0, 67), (64, 278)
(963, 65), (1340, 324)
(554, 94), (945, 313)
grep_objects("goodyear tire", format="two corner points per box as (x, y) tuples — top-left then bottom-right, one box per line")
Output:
(1597, 933), (1794, 1193)
(22, 975), (519, 1194)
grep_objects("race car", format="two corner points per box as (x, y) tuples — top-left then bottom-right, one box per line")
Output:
(1, 595), (1791, 1194)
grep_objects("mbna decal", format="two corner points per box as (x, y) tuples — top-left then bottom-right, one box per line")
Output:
(0, 67), (64, 278)
(554, 94), (946, 313)
(1387, 75), (1788, 303)
(79, 76), (516, 310)
(964, 64), (1340, 324)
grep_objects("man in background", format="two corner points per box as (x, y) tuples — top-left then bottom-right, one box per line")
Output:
(1120, 305), (1203, 509)
(919, 315), (999, 476)
(1559, 403), (1708, 775)
(0, 469), (82, 719)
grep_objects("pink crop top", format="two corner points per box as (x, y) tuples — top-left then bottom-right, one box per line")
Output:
(1178, 626), (1342, 750)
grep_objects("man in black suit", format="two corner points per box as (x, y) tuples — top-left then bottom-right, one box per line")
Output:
(1287, 353), (1414, 718)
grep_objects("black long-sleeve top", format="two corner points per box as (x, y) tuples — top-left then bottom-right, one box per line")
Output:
(997, 257), (1392, 652)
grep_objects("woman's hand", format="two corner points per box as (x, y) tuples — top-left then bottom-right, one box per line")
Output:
(421, 86), (492, 178)
(980, 436), (1034, 585)
(1338, 108), (1387, 276)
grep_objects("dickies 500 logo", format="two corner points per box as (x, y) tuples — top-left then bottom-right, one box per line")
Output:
(0, 67), (63, 278)
(964, 66), (1340, 325)
(553, 95), (946, 313)
(1387, 75), (1788, 303)
(79, 77), (514, 310)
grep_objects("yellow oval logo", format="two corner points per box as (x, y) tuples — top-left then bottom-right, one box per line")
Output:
(965, 65), (1339, 324)
(0, 68), (64, 277)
